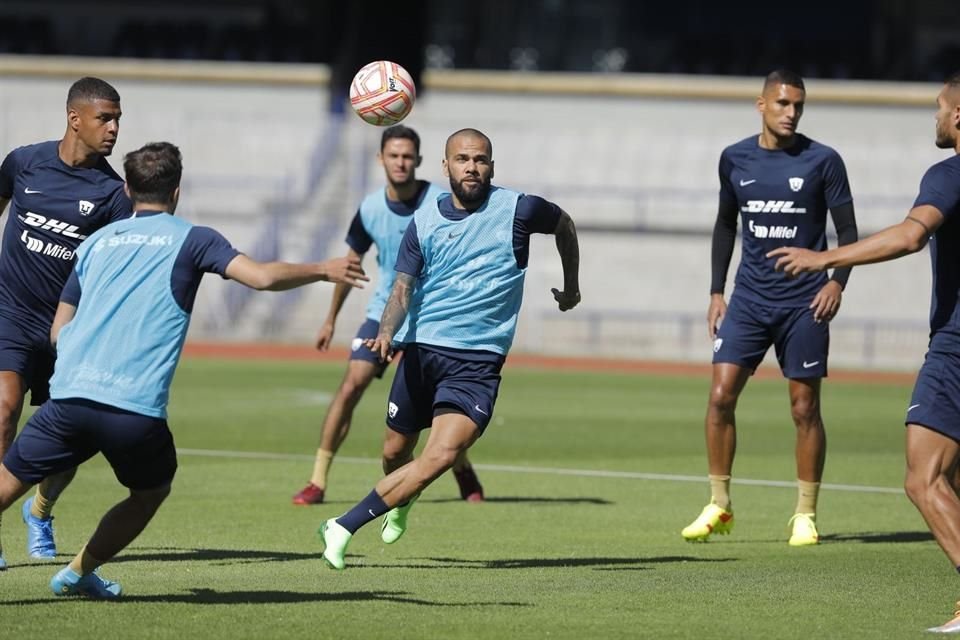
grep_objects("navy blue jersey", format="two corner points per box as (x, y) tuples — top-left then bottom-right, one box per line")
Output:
(61, 212), (240, 314)
(0, 141), (131, 335)
(720, 134), (853, 306)
(913, 155), (960, 351)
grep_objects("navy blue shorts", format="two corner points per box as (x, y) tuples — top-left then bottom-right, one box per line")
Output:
(713, 296), (829, 378)
(0, 313), (56, 406)
(905, 350), (960, 442)
(348, 318), (391, 378)
(385, 343), (503, 435)
(3, 398), (177, 490)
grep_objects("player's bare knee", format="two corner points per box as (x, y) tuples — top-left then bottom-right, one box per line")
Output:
(904, 471), (944, 509)
(790, 398), (821, 428)
(707, 386), (738, 416)
(338, 377), (371, 407)
(0, 394), (23, 436)
(421, 446), (459, 473)
(381, 447), (409, 471)
(131, 484), (171, 515)
(383, 432), (415, 462)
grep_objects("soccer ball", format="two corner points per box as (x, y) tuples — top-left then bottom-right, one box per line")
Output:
(349, 60), (416, 126)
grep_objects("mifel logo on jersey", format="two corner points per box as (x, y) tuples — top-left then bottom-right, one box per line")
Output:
(20, 230), (74, 260)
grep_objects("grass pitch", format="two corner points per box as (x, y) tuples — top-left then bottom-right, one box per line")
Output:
(0, 357), (950, 638)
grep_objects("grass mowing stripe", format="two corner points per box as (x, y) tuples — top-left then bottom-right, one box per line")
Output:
(176, 447), (903, 494)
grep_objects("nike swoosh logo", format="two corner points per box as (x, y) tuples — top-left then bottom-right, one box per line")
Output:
(802, 360), (820, 368)
(24, 187), (42, 194)
(114, 229), (130, 235)
(907, 404), (920, 412)
(739, 179), (756, 187)
(448, 231), (463, 239)
(368, 509), (377, 517)
(474, 404), (488, 416)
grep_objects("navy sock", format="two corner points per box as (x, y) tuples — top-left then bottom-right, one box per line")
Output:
(336, 490), (390, 534)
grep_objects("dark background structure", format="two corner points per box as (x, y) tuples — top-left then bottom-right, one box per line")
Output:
(1, 0), (957, 86)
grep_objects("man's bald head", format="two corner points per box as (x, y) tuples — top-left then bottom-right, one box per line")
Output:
(445, 128), (493, 160)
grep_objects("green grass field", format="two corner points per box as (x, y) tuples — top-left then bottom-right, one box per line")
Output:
(0, 357), (952, 638)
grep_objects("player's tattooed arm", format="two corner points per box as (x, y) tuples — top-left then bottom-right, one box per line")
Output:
(552, 210), (581, 311)
(380, 272), (415, 337)
(368, 272), (416, 361)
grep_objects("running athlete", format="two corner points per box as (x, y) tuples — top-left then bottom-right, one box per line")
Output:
(291, 125), (484, 506)
(318, 128), (581, 570)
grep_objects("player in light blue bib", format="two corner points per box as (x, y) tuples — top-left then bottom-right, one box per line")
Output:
(0, 142), (366, 597)
(292, 125), (485, 506)
(319, 128), (582, 570)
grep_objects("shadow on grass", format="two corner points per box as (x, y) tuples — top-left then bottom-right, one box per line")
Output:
(425, 496), (614, 505)
(819, 531), (935, 544)
(104, 547), (317, 565)
(713, 530), (936, 545)
(363, 555), (736, 571)
(0, 588), (531, 607)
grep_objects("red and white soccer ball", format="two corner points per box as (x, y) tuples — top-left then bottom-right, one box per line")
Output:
(349, 60), (416, 126)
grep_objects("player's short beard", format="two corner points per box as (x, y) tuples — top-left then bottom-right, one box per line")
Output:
(935, 122), (955, 149)
(450, 176), (490, 208)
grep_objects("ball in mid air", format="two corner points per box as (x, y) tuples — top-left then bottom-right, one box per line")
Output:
(349, 60), (416, 126)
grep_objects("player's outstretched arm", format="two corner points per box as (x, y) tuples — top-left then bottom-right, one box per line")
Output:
(768, 205), (944, 276)
(225, 254), (368, 291)
(0, 196), (9, 217)
(366, 272), (415, 362)
(316, 248), (365, 351)
(551, 210), (581, 312)
(50, 302), (77, 349)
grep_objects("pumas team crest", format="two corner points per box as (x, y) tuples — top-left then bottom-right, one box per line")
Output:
(788, 177), (804, 192)
(78, 200), (95, 215)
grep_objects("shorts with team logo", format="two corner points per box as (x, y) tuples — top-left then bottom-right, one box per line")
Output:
(3, 398), (177, 490)
(905, 349), (960, 441)
(385, 343), (504, 435)
(0, 313), (56, 405)
(712, 295), (829, 379)
(349, 318), (395, 378)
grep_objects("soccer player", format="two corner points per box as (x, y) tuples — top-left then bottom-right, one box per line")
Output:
(292, 125), (484, 506)
(318, 127), (581, 570)
(680, 69), (859, 546)
(768, 72), (960, 633)
(0, 77), (133, 568)
(0, 141), (366, 597)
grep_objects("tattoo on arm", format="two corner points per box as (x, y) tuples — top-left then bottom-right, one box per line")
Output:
(379, 272), (415, 338)
(906, 215), (932, 235)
